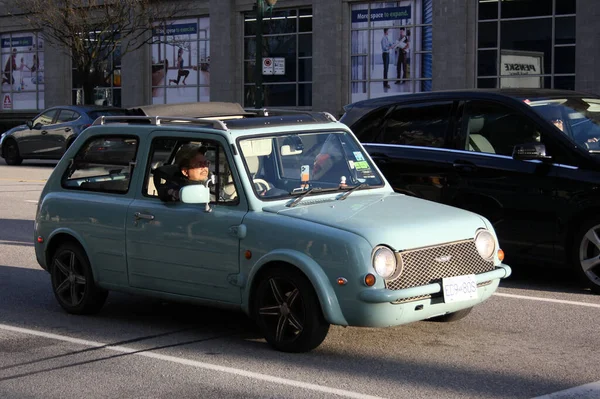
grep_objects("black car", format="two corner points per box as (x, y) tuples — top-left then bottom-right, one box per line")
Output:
(0, 105), (129, 165)
(340, 89), (600, 293)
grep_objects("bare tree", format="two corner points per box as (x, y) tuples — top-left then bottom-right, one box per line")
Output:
(1, 0), (187, 104)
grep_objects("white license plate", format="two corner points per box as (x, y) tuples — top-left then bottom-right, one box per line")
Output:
(442, 274), (478, 303)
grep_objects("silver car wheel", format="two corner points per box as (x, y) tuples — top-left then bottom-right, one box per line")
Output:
(578, 224), (600, 290)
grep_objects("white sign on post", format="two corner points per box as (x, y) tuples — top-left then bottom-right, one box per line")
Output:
(273, 57), (285, 75)
(262, 57), (274, 75)
(500, 50), (544, 89)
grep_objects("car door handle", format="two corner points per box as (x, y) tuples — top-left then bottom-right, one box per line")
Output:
(134, 212), (155, 221)
(452, 160), (478, 173)
(64, 127), (71, 132)
(41, 130), (48, 135)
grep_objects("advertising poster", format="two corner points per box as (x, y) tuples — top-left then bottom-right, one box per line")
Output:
(500, 50), (544, 89)
(351, 1), (425, 103)
(152, 18), (210, 104)
(1, 32), (44, 110)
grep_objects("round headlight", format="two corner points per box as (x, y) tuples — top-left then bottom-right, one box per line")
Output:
(372, 246), (397, 279)
(475, 229), (496, 260)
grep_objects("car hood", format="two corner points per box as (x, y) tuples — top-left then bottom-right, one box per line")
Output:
(262, 192), (487, 250)
(2, 124), (27, 137)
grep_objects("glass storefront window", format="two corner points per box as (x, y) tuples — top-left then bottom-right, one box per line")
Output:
(152, 17), (210, 105)
(243, 7), (313, 108)
(0, 32), (44, 111)
(72, 41), (121, 107)
(349, 0), (432, 103)
(476, 0), (576, 90)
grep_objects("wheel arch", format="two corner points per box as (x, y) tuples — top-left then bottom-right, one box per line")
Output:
(243, 249), (349, 326)
(45, 230), (90, 273)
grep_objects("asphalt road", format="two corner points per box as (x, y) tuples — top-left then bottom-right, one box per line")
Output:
(1, 158), (600, 399)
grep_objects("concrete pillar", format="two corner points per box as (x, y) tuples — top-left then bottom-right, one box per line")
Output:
(43, 42), (72, 107)
(313, 0), (344, 115)
(209, 0), (237, 103)
(575, 0), (600, 95)
(431, 0), (476, 91)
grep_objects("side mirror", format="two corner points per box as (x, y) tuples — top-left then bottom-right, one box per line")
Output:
(512, 143), (552, 161)
(26, 120), (33, 129)
(180, 184), (210, 204)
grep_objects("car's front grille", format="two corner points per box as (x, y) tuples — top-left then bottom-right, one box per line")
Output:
(385, 239), (495, 303)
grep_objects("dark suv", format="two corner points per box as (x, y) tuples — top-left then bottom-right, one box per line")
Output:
(340, 89), (600, 293)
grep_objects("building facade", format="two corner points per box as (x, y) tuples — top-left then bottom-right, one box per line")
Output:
(0, 0), (598, 124)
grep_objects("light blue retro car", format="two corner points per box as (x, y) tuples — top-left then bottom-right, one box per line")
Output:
(34, 103), (511, 353)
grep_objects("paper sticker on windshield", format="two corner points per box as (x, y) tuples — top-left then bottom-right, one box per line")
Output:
(354, 161), (370, 170)
(353, 151), (365, 161)
(348, 160), (355, 169)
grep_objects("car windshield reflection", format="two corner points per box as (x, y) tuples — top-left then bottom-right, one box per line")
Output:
(238, 131), (384, 200)
(525, 97), (600, 152)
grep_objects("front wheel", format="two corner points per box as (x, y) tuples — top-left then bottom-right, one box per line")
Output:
(51, 243), (108, 314)
(253, 268), (330, 353)
(3, 139), (23, 165)
(573, 220), (600, 294)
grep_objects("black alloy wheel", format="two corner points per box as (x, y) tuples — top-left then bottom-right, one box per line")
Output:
(3, 139), (23, 165)
(254, 268), (329, 353)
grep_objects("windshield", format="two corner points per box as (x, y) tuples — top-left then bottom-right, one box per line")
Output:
(238, 131), (384, 200)
(524, 97), (600, 151)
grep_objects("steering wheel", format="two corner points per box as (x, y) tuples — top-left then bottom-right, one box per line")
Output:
(253, 178), (271, 193)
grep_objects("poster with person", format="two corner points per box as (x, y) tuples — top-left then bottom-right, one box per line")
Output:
(152, 17), (210, 104)
(1, 32), (44, 110)
(350, 1), (425, 103)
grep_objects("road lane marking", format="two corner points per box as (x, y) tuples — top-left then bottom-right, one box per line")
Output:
(0, 178), (47, 183)
(0, 323), (384, 399)
(494, 292), (600, 308)
(24, 200), (38, 203)
(532, 381), (600, 398)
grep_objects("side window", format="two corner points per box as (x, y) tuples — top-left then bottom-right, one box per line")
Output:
(56, 110), (79, 123)
(62, 136), (139, 194)
(381, 102), (453, 148)
(462, 101), (542, 157)
(145, 138), (239, 205)
(33, 110), (58, 126)
(350, 107), (389, 143)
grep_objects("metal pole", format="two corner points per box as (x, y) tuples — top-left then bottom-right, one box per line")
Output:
(255, 0), (264, 109)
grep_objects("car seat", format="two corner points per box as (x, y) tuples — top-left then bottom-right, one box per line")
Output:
(467, 117), (495, 154)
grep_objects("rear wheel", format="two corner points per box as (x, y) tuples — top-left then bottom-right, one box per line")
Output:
(50, 243), (108, 314)
(3, 139), (22, 165)
(573, 219), (600, 294)
(427, 307), (473, 322)
(253, 268), (330, 353)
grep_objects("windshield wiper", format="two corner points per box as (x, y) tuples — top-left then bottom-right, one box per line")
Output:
(288, 187), (340, 207)
(337, 183), (369, 200)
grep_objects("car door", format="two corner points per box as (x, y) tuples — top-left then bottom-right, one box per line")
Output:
(16, 109), (58, 156)
(48, 109), (80, 157)
(447, 99), (560, 263)
(125, 132), (248, 304)
(362, 100), (458, 203)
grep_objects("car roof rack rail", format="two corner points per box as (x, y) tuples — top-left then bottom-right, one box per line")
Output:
(92, 115), (228, 131)
(245, 108), (338, 123)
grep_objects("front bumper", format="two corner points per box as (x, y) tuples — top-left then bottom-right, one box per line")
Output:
(359, 264), (511, 303)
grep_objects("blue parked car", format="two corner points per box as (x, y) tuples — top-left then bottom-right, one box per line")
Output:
(0, 105), (128, 165)
(34, 103), (511, 352)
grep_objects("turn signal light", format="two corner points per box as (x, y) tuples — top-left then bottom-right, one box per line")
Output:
(497, 249), (505, 262)
(364, 273), (376, 287)
(244, 250), (252, 260)
(37, 236), (44, 243)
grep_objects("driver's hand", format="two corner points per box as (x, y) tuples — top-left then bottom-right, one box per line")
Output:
(588, 137), (599, 143)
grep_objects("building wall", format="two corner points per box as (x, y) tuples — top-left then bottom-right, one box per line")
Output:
(575, 0), (600, 95)
(0, 0), (599, 119)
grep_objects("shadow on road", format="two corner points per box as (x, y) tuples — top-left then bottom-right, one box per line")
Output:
(0, 219), (34, 246)
(0, 264), (585, 398)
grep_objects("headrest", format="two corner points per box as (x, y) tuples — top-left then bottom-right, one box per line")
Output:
(468, 117), (485, 134)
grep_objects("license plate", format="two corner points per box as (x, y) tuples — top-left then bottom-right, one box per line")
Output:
(442, 274), (478, 303)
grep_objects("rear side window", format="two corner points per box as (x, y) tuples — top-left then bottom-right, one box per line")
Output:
(380, 102), (453, 148)
(350, 107), (389, 143)
(56, 110), (80, 123)
(62, 136), (139, 194)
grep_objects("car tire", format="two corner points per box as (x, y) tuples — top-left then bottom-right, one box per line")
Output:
(3, 139), (23, 165)
(50, 242), (108, 314)
(426, 307), (473, 322)
(572, 219), (600, 294)
(253, 267), (330, 353)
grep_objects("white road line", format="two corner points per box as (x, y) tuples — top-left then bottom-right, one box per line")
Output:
(532, 381), (600, 398)
(494, 292), (600, 308)
(24, 200), (38, 203)
(0, 323), (384, 399)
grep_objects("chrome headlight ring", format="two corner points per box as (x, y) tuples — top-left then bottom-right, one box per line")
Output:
(474, 229), (496, 260)
(371, 245), (403, 280)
